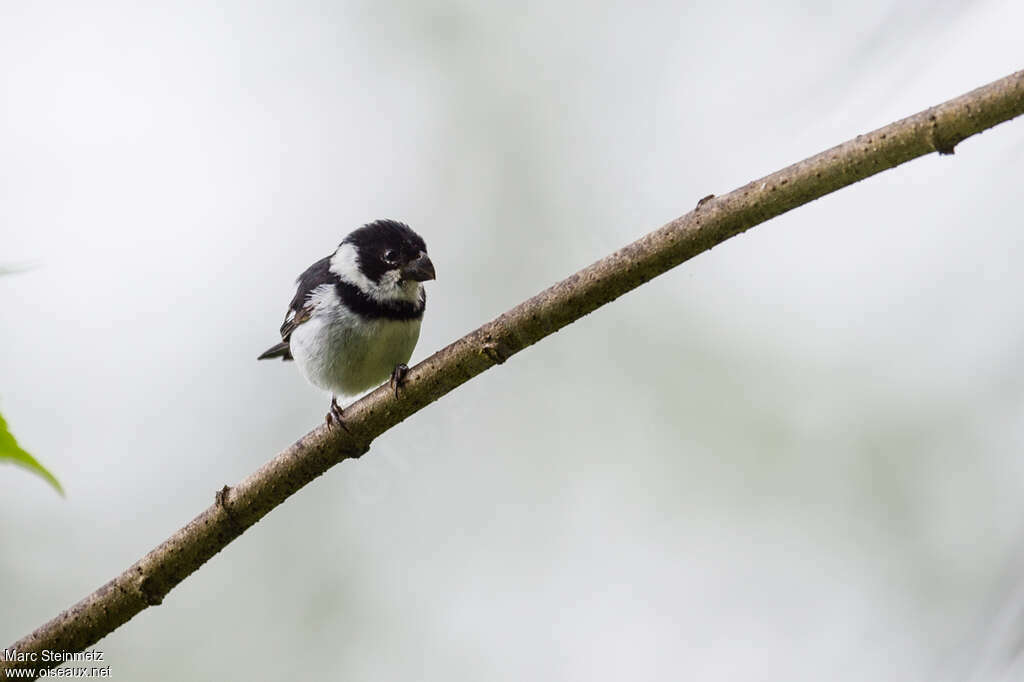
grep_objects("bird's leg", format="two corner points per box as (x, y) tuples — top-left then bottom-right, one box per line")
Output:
(325, 395), (350, 433)
(390, 363), (410, 399)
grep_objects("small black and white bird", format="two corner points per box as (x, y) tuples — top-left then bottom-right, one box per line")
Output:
(258, 219), (435, 428)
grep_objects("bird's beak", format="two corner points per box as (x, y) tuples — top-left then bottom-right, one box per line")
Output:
(401, 253), (436, 282)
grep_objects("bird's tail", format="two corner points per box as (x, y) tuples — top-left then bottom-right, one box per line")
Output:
(257, 341), (292, 361)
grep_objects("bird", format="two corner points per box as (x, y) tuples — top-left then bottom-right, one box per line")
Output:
(258, 219), (435, 429)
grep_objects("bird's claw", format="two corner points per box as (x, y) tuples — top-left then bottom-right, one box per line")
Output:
(390, 363), (410, 400)
(325, 396), (350, 433)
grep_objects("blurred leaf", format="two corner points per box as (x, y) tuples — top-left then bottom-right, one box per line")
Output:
(0, 411), (64, 495)
(1, 264), (59, 492)
(0, 263), (35, 276)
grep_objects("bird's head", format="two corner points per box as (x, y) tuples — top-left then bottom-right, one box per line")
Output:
(330, 219), (435, 302)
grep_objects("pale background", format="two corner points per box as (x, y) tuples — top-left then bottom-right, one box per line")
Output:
(3, 1), (1024, 680)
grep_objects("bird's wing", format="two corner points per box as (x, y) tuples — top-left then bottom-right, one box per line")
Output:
(279, 255), (335, 342)
(258, 256), (336, 361)
(279, 305), (313, 342)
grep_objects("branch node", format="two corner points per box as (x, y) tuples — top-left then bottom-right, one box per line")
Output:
(479, 332), (513, 365)
(481, 340), (509, 365)
(928, 110), (960, 155)
(216, 485), (243, 532)
(136, 572), (164, 606)
(696, 193), (715, 209)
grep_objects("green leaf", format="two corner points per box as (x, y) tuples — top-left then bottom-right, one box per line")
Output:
(0, 411), (64, 495)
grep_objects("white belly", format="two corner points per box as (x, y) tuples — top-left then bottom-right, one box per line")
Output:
(289, 307), (422, 397)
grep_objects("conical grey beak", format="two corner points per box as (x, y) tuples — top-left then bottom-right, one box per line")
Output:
(401, 253), (436, 282)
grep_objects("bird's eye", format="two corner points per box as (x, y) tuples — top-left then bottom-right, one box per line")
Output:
(383, 249), (398, 264)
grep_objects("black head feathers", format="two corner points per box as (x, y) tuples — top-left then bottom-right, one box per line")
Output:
(342, 219), (429, 283)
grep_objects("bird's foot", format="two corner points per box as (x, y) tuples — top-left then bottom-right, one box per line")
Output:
(325, 396), (350, 433)
(390, 363), (410, 399)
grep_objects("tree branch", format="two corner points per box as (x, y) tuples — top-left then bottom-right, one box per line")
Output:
(4, 68), (1024, 679)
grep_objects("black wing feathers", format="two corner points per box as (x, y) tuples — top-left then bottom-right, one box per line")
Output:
(288, 257), (335, 318)
(257, 341), (292, 361)
(257, 257), (335, 362)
